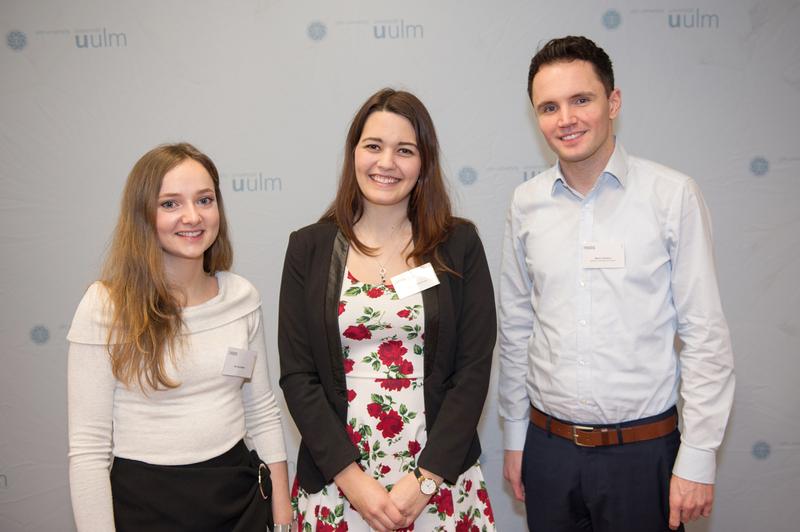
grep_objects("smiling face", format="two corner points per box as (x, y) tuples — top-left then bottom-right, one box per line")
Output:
(354, 111), (422, 211)
(155, 158), (220, 271)
(531, 59), (621, 177)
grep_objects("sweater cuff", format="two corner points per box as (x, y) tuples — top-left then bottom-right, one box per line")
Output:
(672, 442), (716, 484)
(503, 419), (529, 451)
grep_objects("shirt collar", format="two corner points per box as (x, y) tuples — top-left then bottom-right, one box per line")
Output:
(550, 140), (629, 196)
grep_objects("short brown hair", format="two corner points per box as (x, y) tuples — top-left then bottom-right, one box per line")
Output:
(528, 36), (615, 101)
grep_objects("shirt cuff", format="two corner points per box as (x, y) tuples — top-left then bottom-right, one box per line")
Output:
(503, 419), (529, 450)
(672, 442), (717, 484)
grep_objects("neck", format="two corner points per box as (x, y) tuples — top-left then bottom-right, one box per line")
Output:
(560, 137), (615, 196)
(357, 201), (411, 243)
(163, 257), (215, 307)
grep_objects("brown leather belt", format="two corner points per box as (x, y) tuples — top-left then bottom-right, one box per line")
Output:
(530, 407), (677, 447)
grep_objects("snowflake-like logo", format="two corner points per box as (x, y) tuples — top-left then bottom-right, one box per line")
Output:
(7, 30), (27, 51)
(750, 156), (769, 176)
(752, 440), (770, 460)
(307, 21), (327, 41)
(30, 325), (50, 345)
(603, 9), (622, 30)
(458, 166), (478, 186)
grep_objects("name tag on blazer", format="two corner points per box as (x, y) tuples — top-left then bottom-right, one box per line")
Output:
(391, 263), (440, 299)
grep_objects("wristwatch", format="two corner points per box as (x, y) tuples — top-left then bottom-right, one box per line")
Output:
(413, 467), (439, 496)
(272, 524), (292, 532)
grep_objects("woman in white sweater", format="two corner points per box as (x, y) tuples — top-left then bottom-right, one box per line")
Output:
(67, 143), (292, 531)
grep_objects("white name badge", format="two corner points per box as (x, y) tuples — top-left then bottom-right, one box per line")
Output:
(222, 347), (257, 379)
(391, 262), (440, 299)
(582, 242), (625, 269)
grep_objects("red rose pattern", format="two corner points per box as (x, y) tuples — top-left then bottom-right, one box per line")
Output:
(342, 357), (354, 374)
(366, 286), (384, 298)
(291, 269), (494, 530)
(407, 440), (421, 456)
(377, 339), (407, 366)
(376, 409), (403, 439)
(342, 324), (371, 341)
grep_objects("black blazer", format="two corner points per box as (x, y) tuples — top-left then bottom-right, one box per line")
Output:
(278, 220), (496, 493)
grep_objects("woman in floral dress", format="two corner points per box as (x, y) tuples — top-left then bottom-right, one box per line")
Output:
(279, 89), (497, 531)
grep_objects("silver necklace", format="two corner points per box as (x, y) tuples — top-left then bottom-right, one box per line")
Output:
(368, 221), (409, 285)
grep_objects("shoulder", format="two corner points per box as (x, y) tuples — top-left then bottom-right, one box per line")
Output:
(510, 165), (558, 203)
(291, 220), (339, 242)
(66, 281), (112, 345)
(184, 272), (262, 332)
(439, 218), (485, 261)
(628, 154), (695, 191)
(445, 218), (480, 244)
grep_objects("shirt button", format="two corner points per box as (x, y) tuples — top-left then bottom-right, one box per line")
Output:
(581, 399), (590, 405)
(579, 319), (587, 326)
(579, 359), (586, 365)
(579, 280), (586, 287)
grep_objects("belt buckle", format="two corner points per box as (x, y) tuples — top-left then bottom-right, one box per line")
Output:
(572, 425), (595, 447)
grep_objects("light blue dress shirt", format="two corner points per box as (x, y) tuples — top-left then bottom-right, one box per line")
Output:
(498, 143), (734, 483)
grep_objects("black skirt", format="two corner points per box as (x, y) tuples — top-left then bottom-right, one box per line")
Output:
(110, 440), (273, 532)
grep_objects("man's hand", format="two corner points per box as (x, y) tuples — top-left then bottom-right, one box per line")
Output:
(668, 474), (714, 530)
(503, 450), (525, 502)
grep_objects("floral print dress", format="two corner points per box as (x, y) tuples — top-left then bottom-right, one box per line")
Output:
(292, 270), (495, 531)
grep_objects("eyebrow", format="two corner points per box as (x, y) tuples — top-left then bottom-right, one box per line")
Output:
(361, 137), (418, 147)
(158, 188), (215, 198)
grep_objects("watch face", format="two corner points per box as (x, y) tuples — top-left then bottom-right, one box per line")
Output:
(421, 478), (437, 495)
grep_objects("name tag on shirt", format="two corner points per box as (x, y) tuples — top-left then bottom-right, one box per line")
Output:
(391, 263), (440, 299)
(222, 347), (257, 379)
(582, 242), (625, 269)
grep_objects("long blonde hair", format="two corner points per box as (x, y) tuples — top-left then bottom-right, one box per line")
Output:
(101, 143), (232, 390)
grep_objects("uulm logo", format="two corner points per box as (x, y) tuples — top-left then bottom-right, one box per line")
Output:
(0, 473), (7, 489)
(668, 9), (719, 29)
(75, 28), (128, 48)
(374, 20), (423, 39)
(229, 172), (282, 192)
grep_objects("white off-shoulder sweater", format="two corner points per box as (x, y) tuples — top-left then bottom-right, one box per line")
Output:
(67, 271), (287, 531)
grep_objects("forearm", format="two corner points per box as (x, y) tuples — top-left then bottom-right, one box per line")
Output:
(266, 460), (292, 524)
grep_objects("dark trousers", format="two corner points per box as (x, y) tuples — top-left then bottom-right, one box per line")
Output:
(522, 408), (684, 532)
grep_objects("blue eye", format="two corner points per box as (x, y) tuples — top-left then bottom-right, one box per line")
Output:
(160, 200), (177, 209)
(198, 196), (214, 206)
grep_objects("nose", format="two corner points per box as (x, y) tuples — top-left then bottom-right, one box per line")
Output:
(557, 106), (577, 128)
(181, 204), (201, 225)
(376, 149), (396, 170)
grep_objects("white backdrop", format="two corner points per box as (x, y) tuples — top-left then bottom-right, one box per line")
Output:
(2, 1), (799, 530)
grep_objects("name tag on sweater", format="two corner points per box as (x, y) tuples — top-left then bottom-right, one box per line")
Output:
(391, 263), (440, 299)
(222, 348), (256, 379)
(582, 242), (625, 268)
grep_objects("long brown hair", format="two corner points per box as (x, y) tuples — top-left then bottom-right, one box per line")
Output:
(101, 143), (233, 390)
(321, 88), (462, 273)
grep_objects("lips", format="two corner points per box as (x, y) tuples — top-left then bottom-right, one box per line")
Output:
(559, 131), (585, 142)
(176, 230), (203, 238)
(369, 174), (400, 185)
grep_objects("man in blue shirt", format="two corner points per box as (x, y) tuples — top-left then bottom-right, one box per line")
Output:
(498, 36), (735, 531)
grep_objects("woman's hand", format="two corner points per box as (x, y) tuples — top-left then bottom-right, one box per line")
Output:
(334, 463), (404, 532)
(387, 470), (439, 528)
